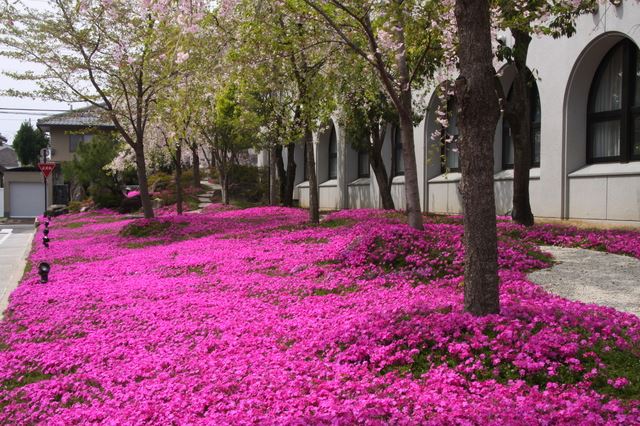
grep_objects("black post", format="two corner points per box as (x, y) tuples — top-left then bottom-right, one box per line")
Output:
(44, 175), (47, 217)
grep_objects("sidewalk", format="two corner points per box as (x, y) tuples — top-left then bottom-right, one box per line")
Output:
(0, 225), (35, 318)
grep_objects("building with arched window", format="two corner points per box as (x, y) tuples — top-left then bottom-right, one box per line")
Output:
(277, 2), (640, 224)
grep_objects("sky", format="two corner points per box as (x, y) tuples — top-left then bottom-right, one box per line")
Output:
(0, 0), (81, 144)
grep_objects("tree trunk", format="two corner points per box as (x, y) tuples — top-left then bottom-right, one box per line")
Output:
(191, 145), (201, 189)
(175, 143), (183, 215)
(275, 144), (287, 204)
(269, 146), (278, 205)
(454, 0), (501, 316)
(392, 16), (422, 230)
(278, 143), (297, 207)
(370, 123), (394, 210)
(508, 29), (534, 227)
(304, 126), (319, 224)
(219, 167), (230, 205)
(133, 140), (154, 219)
(398, 111), (423, 229)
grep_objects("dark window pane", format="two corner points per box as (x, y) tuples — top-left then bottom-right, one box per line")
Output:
(394, 126), (404, 175)
(358, 150), (369, 177)
(591, 120), (621, 158)
(328, 157), (337, 179)
(503, 120), (514, 168)
(533, 126), (541, 165)
(635, 55), (640, 107)
(445, 141), (459, 170)
(634, 115), (640, 156)
(69, 134), (83, 153)
(593, 45), (623, 113)
(328, 127), (337, 179)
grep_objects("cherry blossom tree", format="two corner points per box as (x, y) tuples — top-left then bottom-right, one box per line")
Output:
(299, 0), (447, 230)
(0, 0), (205, 218)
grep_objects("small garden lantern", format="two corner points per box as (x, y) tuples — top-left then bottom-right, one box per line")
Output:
(38, 262), (51, 283)
(43, 235), (50, 248)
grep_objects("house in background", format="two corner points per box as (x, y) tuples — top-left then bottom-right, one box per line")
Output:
(1, 106), (114, 218)
(37, 105), (115, 205)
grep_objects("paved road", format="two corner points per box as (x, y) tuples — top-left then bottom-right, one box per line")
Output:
(528, 246), (640, 317)
(0, 224), (35, 318)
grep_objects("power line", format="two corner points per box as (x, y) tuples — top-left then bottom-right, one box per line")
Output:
(0, 111), (53, 116)
(0, 107), (69, 112)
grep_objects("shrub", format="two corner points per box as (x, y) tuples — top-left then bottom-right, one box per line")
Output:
(148, 172), (173, 192)
(118, 195), (142, 214)
(228, 164), (268, 203)
(119, 218), (172, 237)
(68, 201), (82, 213)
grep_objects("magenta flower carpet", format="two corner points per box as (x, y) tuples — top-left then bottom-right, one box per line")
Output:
(1, 206), (639, 424)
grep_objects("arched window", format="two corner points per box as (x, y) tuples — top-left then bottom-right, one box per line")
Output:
(441, 99), (460, 172)
(392, 125), (405, 176)
(588, 40), (640, 163)
(502, 79), (542, 169)
(328, 125), (338, 179)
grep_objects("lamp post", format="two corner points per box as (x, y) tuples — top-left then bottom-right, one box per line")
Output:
(38, 262), (51, 283)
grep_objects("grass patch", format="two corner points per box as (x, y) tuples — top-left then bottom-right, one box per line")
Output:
(124, 240), (165, 249)
(2, 371), (53, 391)
(60, 221), (87, 229)
(312, 284), (359, 296)
(120, 220), (172, 238)
(317, 218), (355, 228)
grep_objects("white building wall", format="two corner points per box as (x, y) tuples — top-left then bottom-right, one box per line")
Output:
(293, 1), (640, 224)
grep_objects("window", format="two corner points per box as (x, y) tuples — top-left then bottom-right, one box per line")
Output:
(502, 79), (542, 169)
(392, 125), (404, 176)
(357, 147), (370, 178)
(441, 99), (460, 172)
(68, 133), (93, 153)
(328, 126), (338, 180)
(588, 40), (640, 163)
(303, 142), (308, 181)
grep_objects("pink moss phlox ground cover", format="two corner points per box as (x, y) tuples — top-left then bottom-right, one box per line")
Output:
(0, 207), (639, 424)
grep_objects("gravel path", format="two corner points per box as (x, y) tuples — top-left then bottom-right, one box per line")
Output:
(528, 246), (640, 317)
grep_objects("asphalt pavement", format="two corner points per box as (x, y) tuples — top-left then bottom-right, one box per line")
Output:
(0, 224), (36, 318)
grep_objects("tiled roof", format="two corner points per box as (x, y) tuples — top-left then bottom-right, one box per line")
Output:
(37, 105), (115, 129)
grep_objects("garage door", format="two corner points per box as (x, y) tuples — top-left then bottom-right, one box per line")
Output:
(10, 182), (45, 218)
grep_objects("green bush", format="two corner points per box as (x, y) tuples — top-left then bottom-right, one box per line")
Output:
(68, 201), (83, 213)
(62, 133), (123, 208)
(148, 172), (173, 192)
(118, 196), (142, 214)
(228, 164), (268, 203)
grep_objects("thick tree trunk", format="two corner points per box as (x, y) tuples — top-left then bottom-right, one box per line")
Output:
(508, 30), (534, 227)
(269, 146), (278, 205)
(191, 145), (201, 189)
(370, 123), (394, 210)
(133, 140), (154, 219)
(175, 143), (183, 215)
(304, 126), (319, 224)
(454, 0), (501, 316)
(398, 110), (423, 229)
